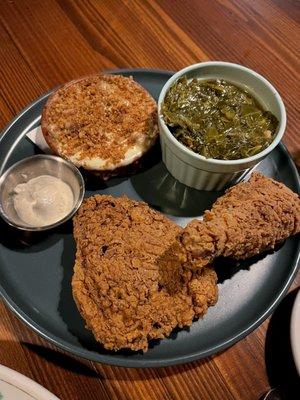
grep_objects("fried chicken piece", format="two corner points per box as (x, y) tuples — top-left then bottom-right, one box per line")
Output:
(72, 195), (217, 352)
(179, 172), (300, 270)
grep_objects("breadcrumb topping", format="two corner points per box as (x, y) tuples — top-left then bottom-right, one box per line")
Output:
(41, 74), (158, 169)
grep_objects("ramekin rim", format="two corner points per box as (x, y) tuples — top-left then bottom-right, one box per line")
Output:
(158, 61), (286, 166)
(0, 154), (85, 231)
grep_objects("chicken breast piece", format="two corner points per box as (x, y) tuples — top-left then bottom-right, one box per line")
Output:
(72, 195), (218, 352)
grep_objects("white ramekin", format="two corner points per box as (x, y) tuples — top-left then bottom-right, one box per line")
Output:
(158, 61), (286, 191)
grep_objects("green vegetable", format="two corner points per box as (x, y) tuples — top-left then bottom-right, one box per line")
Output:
(162, 77), (278, 160)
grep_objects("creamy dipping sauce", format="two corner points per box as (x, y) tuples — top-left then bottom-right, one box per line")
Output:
(13, 175), (74, 227)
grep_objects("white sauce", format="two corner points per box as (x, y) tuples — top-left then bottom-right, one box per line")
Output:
(13, 175), (74, 227)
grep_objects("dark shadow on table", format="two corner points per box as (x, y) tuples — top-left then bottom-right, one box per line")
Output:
(101, 356), (213, 380)
(22, 342), (101, 378)
(0, 339), (99, 378)
(265, 288), (300, 399)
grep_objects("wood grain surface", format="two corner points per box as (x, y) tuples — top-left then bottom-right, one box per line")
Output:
(0, 1), (299, 399)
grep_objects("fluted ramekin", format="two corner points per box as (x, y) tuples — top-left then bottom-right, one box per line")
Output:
(158, 62), (286, 191)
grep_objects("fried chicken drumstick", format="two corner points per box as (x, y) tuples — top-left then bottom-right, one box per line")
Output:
(179, 172), (300, 270)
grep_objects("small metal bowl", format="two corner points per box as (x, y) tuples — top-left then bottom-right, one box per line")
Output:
(0, 155), (85, 231)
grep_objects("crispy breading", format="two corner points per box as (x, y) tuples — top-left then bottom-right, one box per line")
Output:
(41, 74), (158, 175)
(179, 172), (300, 270)
(72, 195), (218, 352)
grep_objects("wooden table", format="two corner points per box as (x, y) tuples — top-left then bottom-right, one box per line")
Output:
(0, 1), (299, 399)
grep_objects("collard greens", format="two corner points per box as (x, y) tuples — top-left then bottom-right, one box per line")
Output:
(162, 77), (278, 160)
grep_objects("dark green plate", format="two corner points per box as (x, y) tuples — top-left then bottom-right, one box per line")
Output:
(0, 69), (299, 368)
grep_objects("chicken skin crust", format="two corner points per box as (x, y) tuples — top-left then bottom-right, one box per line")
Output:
(72, 195), (218, 352)
(179, 172), (300, 270)
(72, 173), (299, 351)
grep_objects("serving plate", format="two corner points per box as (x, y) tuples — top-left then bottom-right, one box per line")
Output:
(291, 289), (300, 375)
(0, 364), (58, 400)
(0, 69), (299, 368)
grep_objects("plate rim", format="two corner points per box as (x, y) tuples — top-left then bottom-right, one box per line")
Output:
(0, 364), (59, 399)
(0, 68), (299, 368)
(291, 289), (300, 375)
